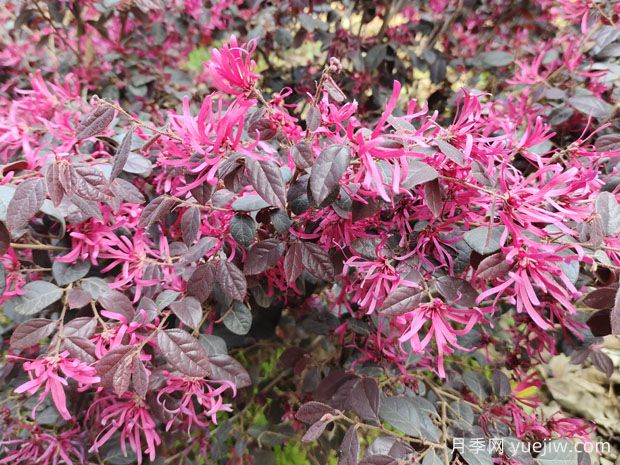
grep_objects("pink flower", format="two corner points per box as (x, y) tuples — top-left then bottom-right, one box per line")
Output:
(395, 298), (491, 377)
(547, 414), (593, 442)
(88, 393), (161, 465)
(10, 351), (100, 420)
(207, 35), (260, 96)
(12, 351), (100, 421)
(476, 242), (580, 329)
(157, 373), (236, 431)
(0, 425), (85, 465)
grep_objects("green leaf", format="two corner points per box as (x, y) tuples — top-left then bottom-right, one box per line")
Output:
(536, 440), (578, 465)
(5, 281), (63, 316)
(464, 226), (504, 255)
(223, 301), (252, 335)
(378, 396), (422, 437)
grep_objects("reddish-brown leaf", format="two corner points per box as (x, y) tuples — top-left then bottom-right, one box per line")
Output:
(10, 318), (57, 350)
(157, 328), (211, 377)
(7, 178), (46, 232)
(245, 158), (286, 210)
(76, 105), (115, 140)
(284, 242), (304, 284)
(110, 128), (133, 181)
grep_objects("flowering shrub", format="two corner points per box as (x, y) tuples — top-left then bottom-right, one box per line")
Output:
(1, 1), (619, 464)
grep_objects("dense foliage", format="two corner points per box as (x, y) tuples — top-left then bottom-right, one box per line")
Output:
(0, 1), (619, 464)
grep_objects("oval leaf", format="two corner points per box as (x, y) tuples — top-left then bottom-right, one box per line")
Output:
(157, 328), (211, 377)
(7, 178), (46, 232)
(309, 145), (350, 206)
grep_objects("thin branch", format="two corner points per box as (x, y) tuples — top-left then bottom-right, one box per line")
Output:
(93, 97), (183, 142)
(11, 243), (69, 251)
(32, 0), (81, 61)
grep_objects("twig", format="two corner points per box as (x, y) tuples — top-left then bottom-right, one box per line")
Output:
(425, 0), (463, 51)
(11, 243), (69, 251)
(440, 401), (450, 465)
(32, 0), (81, 61)
(93, 97), (183, 142)
(439, 175), (505, 199)
(338, 412), (443, 448)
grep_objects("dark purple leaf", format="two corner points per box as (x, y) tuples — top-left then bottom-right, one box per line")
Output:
(595, 134), (620, 153)
(323, 75), (346, 103)
(287, 175), (311, 214)
(378, 396), (422, 437)
(583, 287), (617, 310)
(492, 371), (511, 397)
(69, 165), (112, 202)
(0, 222), (10, 255)
(170, 297), (202, 329)
(179, 237), (217, 265)
(98, 289), (135, 320)
(331, 378), (358, 410)
(291, 141), (314, 170)
(157, 329), (211, 377)
(591, 350), (614, 377)
(379, 285), (424, 316)
(63, 317), (97, 338)
(110, 128), (133, 181)
(315, 370), (358, 403)
(359, 456), (398, 465)
(436, 140), (465, 166)
(569, 94), (614, 119)
(301, 420), (329, 442)
(96, 345), (134, 392)
(435, 276), (478, 307)
(76, 105), (115, 140)
(10, 318), (57, 350)
(67, 288), (92, 309)
(296, 401), (336, 424)
(309, 145), (350, 206)
(245, 157), (286, 210)
(62, 335), (97, 364)
(476, 252), (512, 280)
(136, 297), (158, 323)
(187, 262), (217, 302)
(5, 280), (63, 316)
(181, 206), (201, 245)
(110, 178), (146, 204)
(424, 179), (442, 217)
(351, 199), (381, 222)
(70, 194), (103, 221)
(132, 355), (149, 397)
(244, 239), (285, 275)
(350, 378), (380, 421)
(300, 241), (335, 281)
(278, 347), (306, 369)
(216, 260), (247, 301)
(190, 180), (215, 205)
(284, 242), (304, 284)
(45, 162), (65, 206)
(570, 348), (591, 365)
(464, 225), (503, 255)
(339, 426), (359, 465)
(208, 354), (252, 388)
(52, 259), (90, 286)
(139, 195), (175, 228)
(222, 301), (252, 335)
(7, 178), (46, 231)
(230, 214), (256, 248)
(595, 192), (620, 236)
(305, 106), (321, 132)
(586, 309), (612, 337)
(611, 286), (620, 335)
